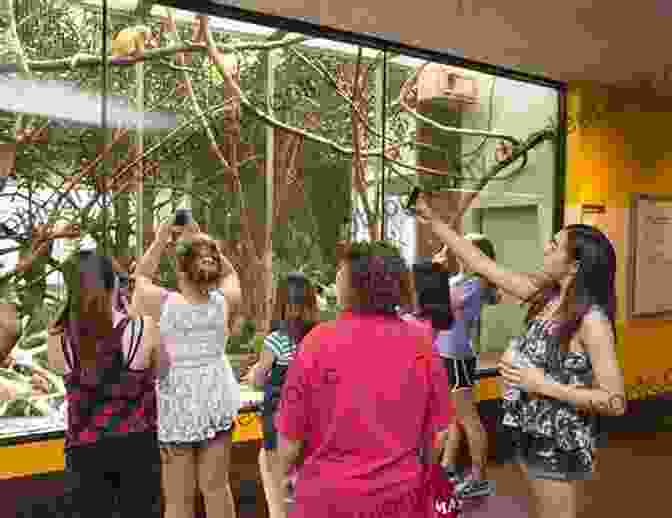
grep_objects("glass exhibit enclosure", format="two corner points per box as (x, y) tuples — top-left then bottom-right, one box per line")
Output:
(0, 0), (565, 441)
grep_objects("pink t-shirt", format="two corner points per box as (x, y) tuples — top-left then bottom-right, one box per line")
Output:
(275, 311), (455, 518)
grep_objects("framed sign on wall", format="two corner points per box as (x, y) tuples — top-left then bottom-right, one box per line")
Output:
(628, 194), (672, 318)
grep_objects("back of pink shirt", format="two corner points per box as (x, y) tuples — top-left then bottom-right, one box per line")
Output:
(275, 311), (455, 518)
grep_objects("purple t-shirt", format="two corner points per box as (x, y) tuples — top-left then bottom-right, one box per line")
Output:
(275, 311), (455, 518)
(434, 274), (483, 359)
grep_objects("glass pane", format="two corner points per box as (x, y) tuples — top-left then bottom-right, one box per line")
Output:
(0, 0), (108, 430)
(385, 54), (559, 356)
(272, 37), (385, 322)
(0, 2), (562, 439)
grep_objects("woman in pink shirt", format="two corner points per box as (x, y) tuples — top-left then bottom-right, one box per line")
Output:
(275, 241), (457, 518)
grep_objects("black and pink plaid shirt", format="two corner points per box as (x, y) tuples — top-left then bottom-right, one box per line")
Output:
(62, 317), (157, 449)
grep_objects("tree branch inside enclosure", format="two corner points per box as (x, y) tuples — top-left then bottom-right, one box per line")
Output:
(0, 3), (560, 410)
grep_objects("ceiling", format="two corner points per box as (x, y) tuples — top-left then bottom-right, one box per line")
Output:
(202, 0), (672, 97)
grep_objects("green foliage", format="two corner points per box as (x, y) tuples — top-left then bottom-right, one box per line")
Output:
(227, 318), (257, 354)
(347, 240), (402, 259)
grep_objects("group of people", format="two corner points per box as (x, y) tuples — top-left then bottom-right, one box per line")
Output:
(1, 190), (625, 518)
(242, 193), (625, 518)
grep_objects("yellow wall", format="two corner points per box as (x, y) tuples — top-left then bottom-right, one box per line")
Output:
(0, 414), (263, 479)
(565, 83), (672, 387)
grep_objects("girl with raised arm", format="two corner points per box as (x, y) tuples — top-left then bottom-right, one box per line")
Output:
(430, 237), (499, 499)
(131, 218), (242, 518)
(413, 194), (625, 518)
(47, 251), (163, 518)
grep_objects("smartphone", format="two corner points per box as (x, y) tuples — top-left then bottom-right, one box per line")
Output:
(403, 187), (422, 216)
(174, 208), (191, 226)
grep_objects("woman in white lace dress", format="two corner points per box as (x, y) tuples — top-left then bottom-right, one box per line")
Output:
(131, 218), (242, 518)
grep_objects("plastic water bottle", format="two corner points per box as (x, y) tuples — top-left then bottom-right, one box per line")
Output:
(502, 337), (525, 401)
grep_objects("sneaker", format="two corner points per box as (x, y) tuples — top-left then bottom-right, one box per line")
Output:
(441, 465), (463, 485)
(455, 478), (495, 499)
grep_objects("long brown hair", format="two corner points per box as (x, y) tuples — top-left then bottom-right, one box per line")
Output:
(525, 225), (617, 352)
(271, 272), (319, 345)
(50, 251), (117, 370)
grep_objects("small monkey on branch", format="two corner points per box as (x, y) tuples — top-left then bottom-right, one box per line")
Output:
(111, 25), (159, 63)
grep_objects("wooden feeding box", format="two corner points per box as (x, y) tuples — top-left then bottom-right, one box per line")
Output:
(416, 63), (479, 110)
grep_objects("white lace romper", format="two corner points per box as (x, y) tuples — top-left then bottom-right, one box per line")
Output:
(157, 289), (241, 444)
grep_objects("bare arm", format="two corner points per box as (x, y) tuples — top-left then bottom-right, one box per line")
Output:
(545, 311), (625, 416)
(142, 316), (170, 378)
(0, 303), (19, 367)
(244, 349), (274, 389)
(217, 253), (242, 310)
(416, 195), (539, 302)
(131, 223), (173, 321)
(47, 332), (67, 374)
(276, 434), (304, 498)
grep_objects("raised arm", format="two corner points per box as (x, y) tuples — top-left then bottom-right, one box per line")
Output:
(0, 303), (19, 368)
(216, 250), (242, 310)
(415, 194), (539, 302)
(131, 222), (174, 322)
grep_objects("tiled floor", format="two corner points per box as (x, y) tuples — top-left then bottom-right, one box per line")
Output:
(227, 431), (672, 518)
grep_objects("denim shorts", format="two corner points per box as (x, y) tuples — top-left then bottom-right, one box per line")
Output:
(513, 433), (594, 482)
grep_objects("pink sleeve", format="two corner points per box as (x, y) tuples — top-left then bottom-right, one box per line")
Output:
(274, 327), (324, 440)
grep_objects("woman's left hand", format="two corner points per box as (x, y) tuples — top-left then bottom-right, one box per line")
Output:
(242, 362), (258, 385)
(498, 360), (549, 395)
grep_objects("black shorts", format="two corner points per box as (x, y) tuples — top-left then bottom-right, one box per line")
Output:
(262, 397), (280, 450)
(442, 357), (477, 391)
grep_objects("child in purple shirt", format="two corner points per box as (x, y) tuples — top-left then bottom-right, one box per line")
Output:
(433, 235), (499, 499)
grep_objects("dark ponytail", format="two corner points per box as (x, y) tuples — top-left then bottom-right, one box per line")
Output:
(412, 260), (454, 332)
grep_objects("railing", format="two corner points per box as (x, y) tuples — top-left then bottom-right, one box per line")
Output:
(239, 366), (501, 414)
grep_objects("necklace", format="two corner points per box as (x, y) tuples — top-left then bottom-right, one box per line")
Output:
(539, 297), (562, 321)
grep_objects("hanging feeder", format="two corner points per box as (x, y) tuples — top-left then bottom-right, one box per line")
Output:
(416, 63), (479, 110)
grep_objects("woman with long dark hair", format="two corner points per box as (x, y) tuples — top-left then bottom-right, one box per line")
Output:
(406, 259), (455, 336)
(413, 194), (625, 518)
(244, 272), (319, 518)
(274, 241), (457, 518)
(46, 251), (163, 518)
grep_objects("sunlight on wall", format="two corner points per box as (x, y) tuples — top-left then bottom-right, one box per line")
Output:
(565, 84), (672, 385)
